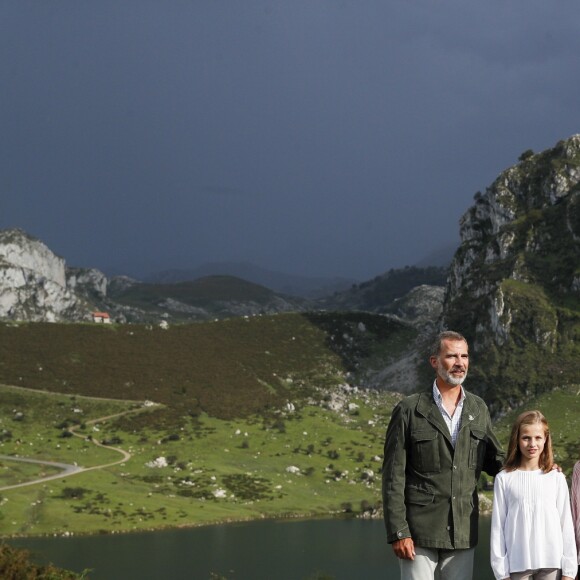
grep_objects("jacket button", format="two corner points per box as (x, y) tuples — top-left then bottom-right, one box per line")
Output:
(397, 531), (403, 538)
(447, 526), (451, 530)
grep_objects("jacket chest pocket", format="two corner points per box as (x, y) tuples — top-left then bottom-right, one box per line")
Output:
(468, 428), (486, 470)
(410, 429), (440, 474)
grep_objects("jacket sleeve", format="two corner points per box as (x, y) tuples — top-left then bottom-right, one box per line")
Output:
(482, 404), (505, 477)
(382, 402), (411, 543)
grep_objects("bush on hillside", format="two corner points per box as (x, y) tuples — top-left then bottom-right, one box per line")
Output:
(0, 543), (88, 579)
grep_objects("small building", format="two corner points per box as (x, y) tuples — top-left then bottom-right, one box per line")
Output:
(92, 311), (111, 324)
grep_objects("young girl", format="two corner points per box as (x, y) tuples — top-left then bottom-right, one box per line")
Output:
(490, 410), (577, 580)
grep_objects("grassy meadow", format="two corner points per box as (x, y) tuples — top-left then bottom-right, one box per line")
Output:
(0, 382), (400, 537)
(0, 314), (578, 539)
(0, 313), (410, 537)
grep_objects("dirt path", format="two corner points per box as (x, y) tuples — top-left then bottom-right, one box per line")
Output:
(0, 405), (157, 491)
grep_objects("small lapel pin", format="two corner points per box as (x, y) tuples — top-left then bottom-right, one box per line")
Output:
(468, 415), (474, 421)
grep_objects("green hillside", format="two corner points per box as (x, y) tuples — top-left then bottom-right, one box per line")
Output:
(110, 275), (277, 306)
(0, 313), (413, 424)
(0, 314), (414, 537)
(0, 380), (402, 537)
(107, 275), (308, 321)
(321, 265), (448, 312)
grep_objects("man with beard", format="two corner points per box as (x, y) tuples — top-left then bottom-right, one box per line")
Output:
(382, 330), (504, 580)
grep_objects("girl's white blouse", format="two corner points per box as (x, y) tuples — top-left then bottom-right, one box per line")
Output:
(490, 469), (577, 580)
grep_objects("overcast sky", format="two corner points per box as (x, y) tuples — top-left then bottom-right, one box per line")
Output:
(1, 1), (579, 281)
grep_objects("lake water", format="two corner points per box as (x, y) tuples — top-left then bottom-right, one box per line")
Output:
(9, 516), (495, 579)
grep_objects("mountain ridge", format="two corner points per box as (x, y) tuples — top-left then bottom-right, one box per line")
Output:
(145, 261), (358, 299)
(441, 135), (580, 413)
(0, 228), (447, 325)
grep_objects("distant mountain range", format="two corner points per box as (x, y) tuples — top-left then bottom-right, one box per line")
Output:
(142, 244), (457, 299)
(0, 230), (449, 325)
(144, 261), (358, 299)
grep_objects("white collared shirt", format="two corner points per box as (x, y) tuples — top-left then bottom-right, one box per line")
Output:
(432, 380), (465, 448)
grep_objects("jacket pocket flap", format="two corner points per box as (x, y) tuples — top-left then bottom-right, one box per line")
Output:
(406, 486), (435, 506)
(470, 429), (486, 440)
(411, 430), (438, 442)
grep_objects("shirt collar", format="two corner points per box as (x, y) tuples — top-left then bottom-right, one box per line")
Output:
(432, 379), (465, 405)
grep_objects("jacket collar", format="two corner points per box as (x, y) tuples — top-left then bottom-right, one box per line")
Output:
(459, 393), (481, 430)
(416, 391), (452, 444)
(415, 388), (481, 442)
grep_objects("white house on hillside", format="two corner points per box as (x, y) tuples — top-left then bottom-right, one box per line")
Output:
(92, 311), (111, 324)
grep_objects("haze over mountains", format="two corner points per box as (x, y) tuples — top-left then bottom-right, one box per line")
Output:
(144, 261), (359, 299)
(134, 241), (456, 299)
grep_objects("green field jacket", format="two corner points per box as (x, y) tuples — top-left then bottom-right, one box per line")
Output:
(381, 389), (504, 549)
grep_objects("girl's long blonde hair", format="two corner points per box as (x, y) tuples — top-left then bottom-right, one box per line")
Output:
(503, 410), (554, 472)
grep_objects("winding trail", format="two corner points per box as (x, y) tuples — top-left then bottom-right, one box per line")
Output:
(0, 405), (155, 491)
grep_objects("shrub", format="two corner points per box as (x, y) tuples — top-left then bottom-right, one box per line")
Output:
(60, 487), (89, 500)
(519, 149), (534, 161)
(0, 543), (88, 579)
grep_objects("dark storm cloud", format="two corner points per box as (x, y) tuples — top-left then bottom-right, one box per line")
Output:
(1, 1), (580, 280)
(201, 186), (258, 198)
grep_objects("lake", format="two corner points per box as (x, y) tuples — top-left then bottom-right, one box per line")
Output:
(9, 516), (495, 579)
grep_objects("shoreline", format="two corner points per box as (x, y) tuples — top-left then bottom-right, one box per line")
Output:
(2, 498), (495, 541)
(1, 509), (374, 541)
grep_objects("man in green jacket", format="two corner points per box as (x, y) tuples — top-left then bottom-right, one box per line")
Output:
(382, 330), (504, 580)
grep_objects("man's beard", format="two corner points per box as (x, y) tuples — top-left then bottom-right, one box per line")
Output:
(437, 364), (467, 386)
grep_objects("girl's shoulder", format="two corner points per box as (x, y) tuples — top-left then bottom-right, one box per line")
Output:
(495, 468), (514, 482)
(543, 469), (567, 485)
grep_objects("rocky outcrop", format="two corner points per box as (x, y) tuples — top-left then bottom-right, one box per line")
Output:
(67, 268), (107, 300)
(0, 229), (101, 322)
(319, 266), (447, 316)
(385, 285), (445, 330)
(441, 136), (580, 412)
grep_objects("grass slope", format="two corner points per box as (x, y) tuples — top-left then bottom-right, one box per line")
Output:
(0, 383), (401, 537)
(0, 313), (412, 422)
(0, 313), (414, 537)
(108, 275), (307, 321)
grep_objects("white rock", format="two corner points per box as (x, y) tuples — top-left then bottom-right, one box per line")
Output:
(145, 457), (168, 468)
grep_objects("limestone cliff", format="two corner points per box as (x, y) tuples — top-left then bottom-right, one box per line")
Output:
(0, 229), (103, 322)
(441, 136), (580, 413)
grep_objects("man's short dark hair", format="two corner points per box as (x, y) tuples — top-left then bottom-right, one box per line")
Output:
(429, 330), (468, 358)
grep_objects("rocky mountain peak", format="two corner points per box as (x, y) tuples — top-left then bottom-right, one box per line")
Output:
(0, 228), (67, 288)
(0, 228), (107, 322)
(441, 135), (580, 412)
(450, 135), (580, 298)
